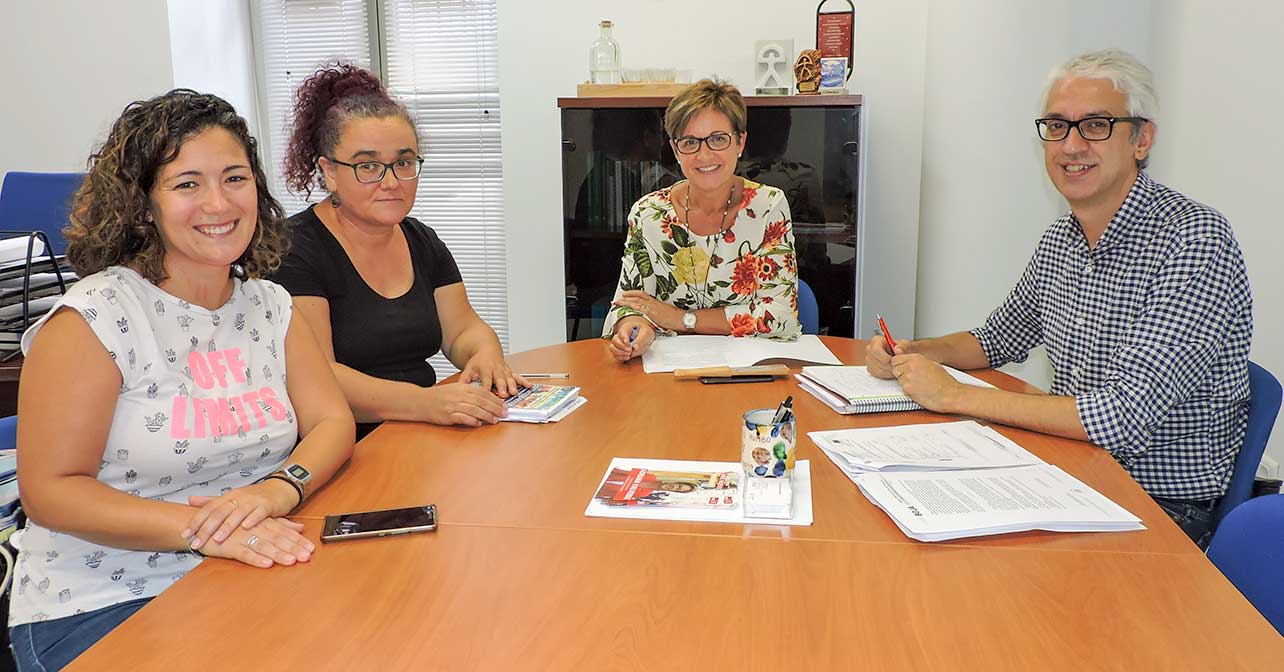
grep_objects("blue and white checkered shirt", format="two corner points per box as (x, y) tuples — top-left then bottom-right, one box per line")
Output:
(971, 172), (1253, 500)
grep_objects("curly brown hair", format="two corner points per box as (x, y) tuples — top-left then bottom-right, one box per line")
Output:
(283, 63), (417, 198)
(66, 89), (288, 284)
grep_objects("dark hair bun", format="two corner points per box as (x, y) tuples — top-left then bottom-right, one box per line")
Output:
(284, 63), (388, 196)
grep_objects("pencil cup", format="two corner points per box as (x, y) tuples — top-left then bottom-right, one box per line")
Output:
(741, 409), (796, 478)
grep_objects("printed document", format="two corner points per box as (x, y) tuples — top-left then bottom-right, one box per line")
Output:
(853, 464), (1144, 542)
(810, 421), (1043, 473)
(642, 334), (841, 373)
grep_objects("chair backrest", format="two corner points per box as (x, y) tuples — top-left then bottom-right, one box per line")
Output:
(0, 415), (14, 450)
(0, 171), (85, 255)
(797, 278), (819, 335)
(1213, 361), (1283, 525)
(1207, 493), (1284, 635)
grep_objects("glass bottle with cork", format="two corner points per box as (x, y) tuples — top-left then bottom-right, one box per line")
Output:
(589, 20), (621, 85)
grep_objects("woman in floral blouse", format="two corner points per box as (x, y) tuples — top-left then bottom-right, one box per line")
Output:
(604, 79), (801, 361)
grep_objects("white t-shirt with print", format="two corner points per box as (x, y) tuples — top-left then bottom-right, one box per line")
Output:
(8, 266), (299, 626)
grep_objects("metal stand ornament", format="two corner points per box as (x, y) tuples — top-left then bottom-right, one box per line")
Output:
(815, 0), (854, 84)
(794, 49), (822, 94)
(754, 40), (793, 96)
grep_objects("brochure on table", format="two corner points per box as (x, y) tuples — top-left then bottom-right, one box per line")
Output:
(585, 457), (814, 526)
(642, 334), (841, 373)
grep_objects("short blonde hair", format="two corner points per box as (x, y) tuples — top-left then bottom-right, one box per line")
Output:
(663, 79), (747, 140)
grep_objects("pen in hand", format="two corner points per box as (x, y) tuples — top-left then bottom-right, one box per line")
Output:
(627, 325), (639, 359)
(876, 313), (897, 353)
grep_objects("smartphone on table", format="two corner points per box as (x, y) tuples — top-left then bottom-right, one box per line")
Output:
(320, 504), (437, 543)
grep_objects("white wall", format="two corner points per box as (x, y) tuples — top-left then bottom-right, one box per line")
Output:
(916, 0), (1151, 389)
(0, 1), (174, 179)
(1149, 2), (1284, 469)
(166, 0), (261, 139)
(497, 0), (929, 353)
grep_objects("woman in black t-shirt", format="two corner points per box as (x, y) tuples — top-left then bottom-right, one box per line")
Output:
(271, 64), (523, 435)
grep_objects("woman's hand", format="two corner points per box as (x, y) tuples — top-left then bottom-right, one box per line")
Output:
(182, 479), (301, 551)
(612, 291), (684, 332)
(460, 350), (528, 398)
(420, 382), (508, 426)
(198, 518), (315, 568)
(607, 318), (656, 362)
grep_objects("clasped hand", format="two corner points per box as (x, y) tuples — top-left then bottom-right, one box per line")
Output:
(612, 291), (683, 332)
(182, 482), (314, 568)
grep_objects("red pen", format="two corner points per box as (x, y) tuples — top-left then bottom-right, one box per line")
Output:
(876, 313), (897, 353)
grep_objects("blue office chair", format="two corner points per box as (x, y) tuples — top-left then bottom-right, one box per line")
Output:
(1212, 362), (1283, 526)
(0, 415), (14, 449)
(0, 171), (85, 255)
(797, 279), (819, 335)
(1207, 493), (1284, 635)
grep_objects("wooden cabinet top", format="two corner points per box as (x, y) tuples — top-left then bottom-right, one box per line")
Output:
(557, 94), (862, 109)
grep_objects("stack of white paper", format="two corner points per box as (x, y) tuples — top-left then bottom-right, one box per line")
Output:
(852, 464), (1145, 542)
(641, 334), (841, 373)
(810, 421), (1044, 474)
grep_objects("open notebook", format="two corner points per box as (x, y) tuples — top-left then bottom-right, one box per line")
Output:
(796, 365), (995, 414)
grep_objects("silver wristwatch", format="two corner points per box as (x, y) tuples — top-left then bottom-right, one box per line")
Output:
(273, 463), (312, 497)
(682, 310), (697, 332)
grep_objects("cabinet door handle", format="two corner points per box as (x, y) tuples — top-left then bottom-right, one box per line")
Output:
(562, 140), (577, 152)
(842, 141), (858, 155)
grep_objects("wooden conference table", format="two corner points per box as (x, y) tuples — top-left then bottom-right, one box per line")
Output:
(71, 338), (1284, 670)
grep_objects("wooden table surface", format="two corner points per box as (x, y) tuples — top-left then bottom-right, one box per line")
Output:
(68, 337), (1284, 670)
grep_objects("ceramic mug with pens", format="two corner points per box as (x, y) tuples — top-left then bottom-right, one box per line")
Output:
(741, 408), (796, 478)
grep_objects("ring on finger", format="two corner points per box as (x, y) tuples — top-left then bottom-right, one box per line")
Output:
(244, 534), (260, 548)
(229, 499), (239, 508)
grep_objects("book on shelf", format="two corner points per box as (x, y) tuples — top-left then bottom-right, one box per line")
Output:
(499, 384), (584, 423)
(795, 365), (994, 414)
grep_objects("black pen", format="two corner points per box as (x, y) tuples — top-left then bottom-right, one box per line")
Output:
(771, 395), (793, 425)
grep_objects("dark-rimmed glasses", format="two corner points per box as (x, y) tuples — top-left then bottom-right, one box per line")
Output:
(672, 132), (737, 154)
(1035, 116), (1148, 142)
(328, 156), (424, 183)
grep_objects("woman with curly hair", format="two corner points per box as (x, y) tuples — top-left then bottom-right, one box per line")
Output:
(271, 63), (522, 434)
(9, 90), (354, 670)
(603, 79), (801, 362)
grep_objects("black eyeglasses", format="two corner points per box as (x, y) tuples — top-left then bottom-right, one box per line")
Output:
(1035, 116), (1148, 142)
(672, 132), (737, 155)
(328, 156), (424, 183)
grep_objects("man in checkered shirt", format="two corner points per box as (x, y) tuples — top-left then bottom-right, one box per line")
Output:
(866, 49), (1252, 547)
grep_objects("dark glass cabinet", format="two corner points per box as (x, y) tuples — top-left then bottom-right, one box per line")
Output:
(560, 95), (862, 340)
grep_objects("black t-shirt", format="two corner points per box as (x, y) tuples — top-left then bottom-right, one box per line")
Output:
(272, 206), (463, 390)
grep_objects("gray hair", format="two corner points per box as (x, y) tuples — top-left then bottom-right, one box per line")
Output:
(1040, 49), (1158, 169)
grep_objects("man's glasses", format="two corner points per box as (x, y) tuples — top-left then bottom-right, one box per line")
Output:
(672, 132), (737, 155)
(329, 156), (424, 183)
(1035, 116), (1148, 142)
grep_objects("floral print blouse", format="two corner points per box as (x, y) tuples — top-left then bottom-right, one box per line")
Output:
(602, 178), (802, 340)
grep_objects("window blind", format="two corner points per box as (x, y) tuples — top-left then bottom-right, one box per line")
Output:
(251, 0), (508, 380)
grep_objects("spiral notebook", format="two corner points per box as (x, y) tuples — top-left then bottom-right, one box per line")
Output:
(795, 365), (994, 414)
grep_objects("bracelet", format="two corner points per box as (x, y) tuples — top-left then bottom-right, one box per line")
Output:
(260, 474), (305, 508)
